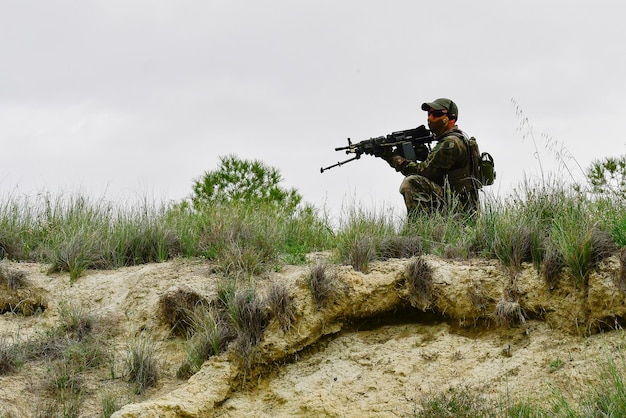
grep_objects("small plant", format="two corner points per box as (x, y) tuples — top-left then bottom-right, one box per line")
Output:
(216, 242), (267, 277)
(124, 335), (159, 395)
(550, 206), (617, 288)
(334, 207), (396, 270)
(177, 307), (231, 379)
(377, 236), (423, 260)
(416, 386), (492, 418)
(101, 392), (124, 418)
(216, 285), (269, 369)
(492, 220), (540, 274)
(307, 262), (341, 309)
(266, 282), (296, 332)
(229, 289), (268, 351)
(44, 359), (84, 418)
(57, 302), (95, 341)
(348, 236), (375, 272)
(549, 358), (564, 373)
(542, 245), (565, 290)
(0, 336), (19, 375)
(405, 257), (435, 311)
(47, 227), (104, 282)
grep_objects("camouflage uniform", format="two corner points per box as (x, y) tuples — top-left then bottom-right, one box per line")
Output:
(385, 126), (478, 216)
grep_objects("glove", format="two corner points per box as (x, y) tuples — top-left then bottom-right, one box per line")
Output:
(415, 144), (429, 161)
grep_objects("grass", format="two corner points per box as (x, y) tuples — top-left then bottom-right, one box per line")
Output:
(228, 288), (269, 365)
(158, 286), (209, 337)
(307, 262), (342, 309)
(0, 303), (117, 416)
(125, 335), (159, 395)
(0, 174), (622, 292)
(413, 349), (626, 417)
(0, 335), (19, 375)
(266, 282), (296, 332)
(177, 307), (232, 379)
(405, 256), (435, 311)
(1, 151), (626, 414)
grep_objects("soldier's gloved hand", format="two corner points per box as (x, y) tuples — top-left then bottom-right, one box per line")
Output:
(388, 155), (405, 169)
(415, 144), (429, 161)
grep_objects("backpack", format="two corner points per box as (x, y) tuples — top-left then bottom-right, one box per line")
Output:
(447, 132), (496, 189)
(467, 137), (496, 188)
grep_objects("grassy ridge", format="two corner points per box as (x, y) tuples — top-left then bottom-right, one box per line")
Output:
(1, 178), (625, 284)
(2, 178), (626, 416)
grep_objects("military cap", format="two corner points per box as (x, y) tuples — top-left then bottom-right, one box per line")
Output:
(421, 98), (458, 119)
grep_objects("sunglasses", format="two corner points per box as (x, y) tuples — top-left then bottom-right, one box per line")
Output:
(428, 109), (448, 118)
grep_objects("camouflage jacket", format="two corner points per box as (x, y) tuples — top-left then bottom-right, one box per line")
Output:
(387, 126), (471, 189)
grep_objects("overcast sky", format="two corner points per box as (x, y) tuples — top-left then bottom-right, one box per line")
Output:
(1, 1), (625, 221)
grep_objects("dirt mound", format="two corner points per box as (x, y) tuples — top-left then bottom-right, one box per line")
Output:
(1, 254), (625, 417)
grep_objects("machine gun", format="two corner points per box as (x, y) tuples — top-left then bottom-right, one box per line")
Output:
(320, 125), (435, 173)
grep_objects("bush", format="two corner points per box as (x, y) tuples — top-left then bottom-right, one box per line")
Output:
(192, 154), (302, 214)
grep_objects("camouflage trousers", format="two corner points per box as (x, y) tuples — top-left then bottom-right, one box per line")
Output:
(399, 175), (477, 216)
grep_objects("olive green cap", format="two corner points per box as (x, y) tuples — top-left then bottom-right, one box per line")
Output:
(421, 98), (458, 119)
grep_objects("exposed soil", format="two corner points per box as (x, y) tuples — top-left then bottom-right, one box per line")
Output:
(1, 254), (626, 417)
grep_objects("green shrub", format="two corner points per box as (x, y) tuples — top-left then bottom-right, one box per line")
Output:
(192, 154), (302, 214)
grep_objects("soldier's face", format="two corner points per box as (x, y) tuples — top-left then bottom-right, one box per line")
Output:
(427, 110), (450, 136)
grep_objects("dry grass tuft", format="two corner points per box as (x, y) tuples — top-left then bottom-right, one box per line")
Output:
(347, 237), (375, 272)
(542, 245), (565, 290)
(378, 236), (423, 260)
(125, 335), (159, 395)
(0, 337), (18, 375)
(589, 227), (618, 268)
(405, 257), (435, 311)
(266, 282), (296, 332)
(227, 289), (269, 369)
(158, 286), (209, 337)
(308, 262), (342, 309)
(510, 225), (535, 268)
(0, 265), (27, 290)
(494, 298), (526, 327)
(177, 307), (232, 379)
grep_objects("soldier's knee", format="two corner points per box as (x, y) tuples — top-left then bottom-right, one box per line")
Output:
(399, 176), (417, 194)
(399, 179), (409, 195)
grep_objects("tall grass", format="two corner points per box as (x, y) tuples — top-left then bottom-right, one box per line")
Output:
(0, 171), (624, 290)
(0, 193), (333, 279)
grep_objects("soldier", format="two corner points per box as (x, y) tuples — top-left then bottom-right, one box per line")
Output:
(383, 98), (478, 217)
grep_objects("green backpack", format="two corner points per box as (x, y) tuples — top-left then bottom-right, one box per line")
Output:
(468, 136), (496, 187)
(448, 132), (496, 188)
